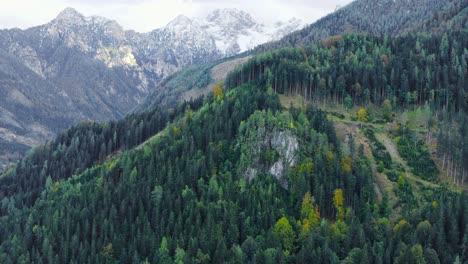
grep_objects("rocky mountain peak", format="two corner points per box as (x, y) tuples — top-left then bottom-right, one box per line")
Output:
(166, 15), (196, 29)
(54, 7), (86, 25)
(207, 8), (254, 21)
(89, 16), (126, 41)
(0, 7), (306, 171)
(206, 8), (256, 29)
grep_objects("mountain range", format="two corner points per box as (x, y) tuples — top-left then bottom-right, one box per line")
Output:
(0, 0), (466, 262)
(1, 0), (466, 172)
(0, 8), (304, 171)
(0, 23), (466, 264)
(139, 0), (468, 112)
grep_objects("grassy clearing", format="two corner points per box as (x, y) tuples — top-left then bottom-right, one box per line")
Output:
(279, 94), (306, 109)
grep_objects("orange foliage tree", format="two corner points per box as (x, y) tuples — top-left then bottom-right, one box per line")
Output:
(213, 81), (224, 100)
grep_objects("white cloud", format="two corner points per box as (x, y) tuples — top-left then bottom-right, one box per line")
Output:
(0, 0), (354, 32)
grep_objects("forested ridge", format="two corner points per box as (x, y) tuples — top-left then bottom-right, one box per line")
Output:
(227, 32), (468, 186)
(254, 0), (467, 53)
(229, 32), (467, 112)
(0, 31), (466, 263)
(0, 99), (204, 215)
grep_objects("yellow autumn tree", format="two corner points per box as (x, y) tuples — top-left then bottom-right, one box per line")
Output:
(331, 189), (348, 239)
(331, 219), (348, 240)
(273, 216), (295, 255)
(213, 81), (224, 100)
(300, 192), (314, 219)
(298, 159), (314, 175)
(51, 181), (61, 193)
(326, 150), (334, 165)
(333, 189), (345, 221)
(341, 156), (352, 173)
(393, 219), (411, 238)
(297, 192), (321, 238)
(102, 243), (114, 261)
(357, 108), (369, 128)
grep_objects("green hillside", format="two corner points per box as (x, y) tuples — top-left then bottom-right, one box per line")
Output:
(0, 33), (466, 263)
(227, 32), (468, 187)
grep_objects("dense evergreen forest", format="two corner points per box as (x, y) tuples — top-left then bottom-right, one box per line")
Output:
(229, 32), (467, 112)
(227, 32), (468, 186)
(0, 31), (466, 263)
(0, 99), (204, 215)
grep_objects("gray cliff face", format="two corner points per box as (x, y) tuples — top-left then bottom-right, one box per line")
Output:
(268, 130), (299, 189)
(0, 8), (303, 171)
(242, 126), (299, 189)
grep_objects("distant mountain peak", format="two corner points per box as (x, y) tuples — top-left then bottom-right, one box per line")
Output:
(0, 7), (304, 146)
(166, 15), (195, 28)
(206, 8), (256, 28)
(54, 7), (85, 24)
(207, 8), (254, 20)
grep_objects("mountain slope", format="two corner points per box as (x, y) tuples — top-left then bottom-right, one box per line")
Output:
(228, 31), (468, 186)
(0, 58), (465, 263)
(0, 48), (80, 170)
(200, 9), (304, 56)
(136, 55), (252, 112)
(230, 32), (468, 112)
(254, 0), (466, 53)
(0, 8), (303, 171)
(137, 0), (468, 113)
(0, 4), (466, 263)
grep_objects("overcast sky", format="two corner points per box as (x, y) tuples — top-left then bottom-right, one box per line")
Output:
(0, 0), (353, 32)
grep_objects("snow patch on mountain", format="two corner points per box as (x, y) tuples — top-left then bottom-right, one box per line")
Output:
(188, 8), (305, 56)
